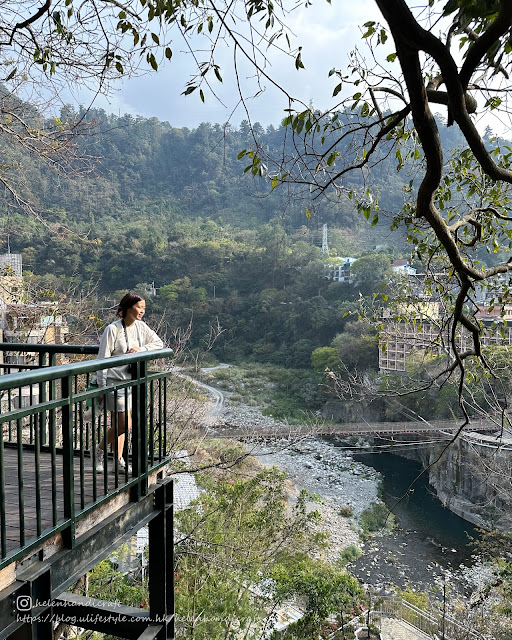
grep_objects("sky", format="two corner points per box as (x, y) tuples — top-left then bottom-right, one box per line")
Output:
(72, 1), (378, 129)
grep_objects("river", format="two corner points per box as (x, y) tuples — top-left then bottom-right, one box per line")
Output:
(348, 449), (481, 594)
(256, 436), (483, 596)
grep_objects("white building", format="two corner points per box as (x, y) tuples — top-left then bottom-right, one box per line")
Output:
(325, 257), (357, 283)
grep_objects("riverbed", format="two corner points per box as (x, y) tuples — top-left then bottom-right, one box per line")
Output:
(255, 435), (484, 596)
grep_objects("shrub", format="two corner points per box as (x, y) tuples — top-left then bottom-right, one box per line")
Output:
(359, 502), (394, 537)
(341, 545), (362, 564)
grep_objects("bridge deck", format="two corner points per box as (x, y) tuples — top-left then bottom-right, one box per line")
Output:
(210, 419), (499, 439)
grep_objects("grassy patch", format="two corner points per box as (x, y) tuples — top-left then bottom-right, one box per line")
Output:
(359, 502), (394, 539)
(341, 544), (363, 564)
(198, 363), (325, 421)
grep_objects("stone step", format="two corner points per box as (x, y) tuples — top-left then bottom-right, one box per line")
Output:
(380, 617), (431, 640)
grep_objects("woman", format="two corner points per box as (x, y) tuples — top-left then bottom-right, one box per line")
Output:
(94, 292), (164, 473)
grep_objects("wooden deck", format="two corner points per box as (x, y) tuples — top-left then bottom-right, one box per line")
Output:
(2, 447), (131, 556)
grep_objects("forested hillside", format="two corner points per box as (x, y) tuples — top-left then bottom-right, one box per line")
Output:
(0, 102), (477, 371)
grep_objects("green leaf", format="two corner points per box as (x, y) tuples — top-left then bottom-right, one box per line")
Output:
(5, 67), (16, 81)
(333, 83), (342, 97)
(151, 33), (160, 44)
(362, 22), (376, 38)
(326, 152), (337, 166)
(295, 51), (305, 70)
(165, 47), (172, 60)
(485, 96), (502, 110)
(386, 53), (397, 62)
(148, 53), (158, 70)
(200, 89), (205, 102)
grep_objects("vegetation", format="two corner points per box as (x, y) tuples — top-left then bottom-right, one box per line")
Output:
(359, 502), (395, 539)
(197, 363), (326, 420)
(340, 545), (363, 565)
(3, 1), (512, 419)
(173, 465), (364, 639)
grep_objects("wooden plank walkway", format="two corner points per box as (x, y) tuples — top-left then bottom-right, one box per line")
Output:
(1, 447), (127, 555)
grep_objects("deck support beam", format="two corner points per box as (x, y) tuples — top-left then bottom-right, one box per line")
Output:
(0, 479), (174, 640)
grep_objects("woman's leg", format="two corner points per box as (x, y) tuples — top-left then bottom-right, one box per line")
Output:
(99, 410), (132, 459)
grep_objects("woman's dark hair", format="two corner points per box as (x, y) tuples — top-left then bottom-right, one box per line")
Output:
(116, 293), (144, 318)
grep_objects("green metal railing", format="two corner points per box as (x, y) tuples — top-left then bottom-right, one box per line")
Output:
(0, 342), (174, 570)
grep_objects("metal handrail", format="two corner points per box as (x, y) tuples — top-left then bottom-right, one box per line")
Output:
(373, 596), (484, 639)
(0, 344), (175, 570)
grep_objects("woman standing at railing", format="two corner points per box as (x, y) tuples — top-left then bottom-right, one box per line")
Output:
(94, 292), (164, 473)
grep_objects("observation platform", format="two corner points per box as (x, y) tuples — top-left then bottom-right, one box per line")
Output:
(0, 343), (176, 640)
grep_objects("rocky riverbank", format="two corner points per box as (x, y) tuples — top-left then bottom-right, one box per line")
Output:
(212, 401), (380, 561)
(211, 399), (495, 600)
(256, 439), (380, 562)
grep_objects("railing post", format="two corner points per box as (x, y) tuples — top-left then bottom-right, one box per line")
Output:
(61, 375), (76, 548)
(38, 351), (48, 446)
(140, 360), (148, 483)
(149, 480), (174, 639)
(131, 361), (149, 501)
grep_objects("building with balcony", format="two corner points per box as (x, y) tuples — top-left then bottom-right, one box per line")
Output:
(379, 298), (512, 373)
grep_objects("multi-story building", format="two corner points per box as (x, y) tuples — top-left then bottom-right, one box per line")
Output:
(324, 256), (357, 283)
(379, 297), (512, 373)
(0, 253), (69, 376)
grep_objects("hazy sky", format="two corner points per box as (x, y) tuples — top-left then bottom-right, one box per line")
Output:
(78, 1), (377, 128)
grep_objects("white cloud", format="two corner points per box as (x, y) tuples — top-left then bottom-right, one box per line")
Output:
(68, 1), (378, 128)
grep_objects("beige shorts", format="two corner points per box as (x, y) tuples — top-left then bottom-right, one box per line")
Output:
(104, 381), (132, 413)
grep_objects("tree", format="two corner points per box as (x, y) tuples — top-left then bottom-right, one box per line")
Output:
(331, 320), (379, 373)
(351, 254), (392, 297)
(5, 0), (512, 415)
(174, 468), (330, 638)
(231, 1), (512, 423)
(311, 346), (340, 374)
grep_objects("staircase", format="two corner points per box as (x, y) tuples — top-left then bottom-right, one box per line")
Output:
(380, 617), (431, 640)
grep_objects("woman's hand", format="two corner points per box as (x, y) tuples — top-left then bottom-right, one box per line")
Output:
(126, 346), (142, 353)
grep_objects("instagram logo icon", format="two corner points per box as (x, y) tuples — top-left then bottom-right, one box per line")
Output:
(16, 596), (32, 612)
